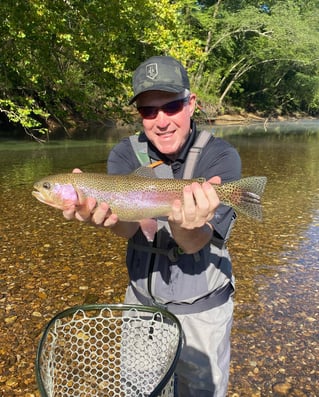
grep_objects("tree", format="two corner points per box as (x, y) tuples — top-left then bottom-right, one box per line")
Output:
(186, 0), (319, 114)
(0, 0), (201, 136)
(1, 0), (319, 138)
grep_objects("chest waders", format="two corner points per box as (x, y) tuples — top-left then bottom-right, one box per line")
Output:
(128, 130), (233, 314)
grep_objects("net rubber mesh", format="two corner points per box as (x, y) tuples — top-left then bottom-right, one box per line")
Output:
(36, 304), (182, 397)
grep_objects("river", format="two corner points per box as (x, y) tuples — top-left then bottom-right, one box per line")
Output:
(0, 120), (318, 396)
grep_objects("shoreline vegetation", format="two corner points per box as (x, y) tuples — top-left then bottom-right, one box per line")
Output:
(1, 106), (317, 142)
(2, 2), (319, 142)
(45, 109), (318, 141)
(1, 110), (317, 142)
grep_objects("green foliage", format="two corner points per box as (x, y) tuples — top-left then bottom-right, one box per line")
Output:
(188, 0), (319, 114)
(0, 0), (319, 138)
(0, 98), (49, 137)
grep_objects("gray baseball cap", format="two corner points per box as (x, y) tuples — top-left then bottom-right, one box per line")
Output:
(129, 56), (190, 104)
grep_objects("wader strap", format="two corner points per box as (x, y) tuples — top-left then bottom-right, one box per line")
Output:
(129, 134), (150, 165)
(183, 130), (213, 179)
(130, 130), (214, 180)
(128, 240), (200, 262)
(129, 134), (174, 178)
(130, 282), (234, 315)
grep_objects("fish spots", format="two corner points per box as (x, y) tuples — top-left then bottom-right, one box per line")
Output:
(32, 173), (267, 221)
(230, 188), (243, 205)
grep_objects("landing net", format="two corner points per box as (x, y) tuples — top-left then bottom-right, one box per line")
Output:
(36, 304), (182, 397)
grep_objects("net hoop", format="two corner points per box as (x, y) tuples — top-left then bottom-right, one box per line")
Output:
(36, 303), (182, 397)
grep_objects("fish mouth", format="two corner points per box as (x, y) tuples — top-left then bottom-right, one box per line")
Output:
(32, 189), (66, 210)
(32, 185), (77, 210)
(32, 189), (51, 205)
(32, 189), (39, 196)
(32, 185), (54, 204)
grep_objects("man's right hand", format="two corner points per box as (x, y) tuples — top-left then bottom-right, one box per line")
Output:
(62, 168), (119, 227)
(61, 168), (141, 239)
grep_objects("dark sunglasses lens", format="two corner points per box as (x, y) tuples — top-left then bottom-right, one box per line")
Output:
(137, 107), (158, 119)
(137, 97), (189, 119)
(162, 99), (184, 115)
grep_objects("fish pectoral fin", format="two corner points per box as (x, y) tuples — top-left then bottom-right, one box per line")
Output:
(133, 166), (157, 178)
(58, 200), (78, 210)
(207, 176), (220, 184)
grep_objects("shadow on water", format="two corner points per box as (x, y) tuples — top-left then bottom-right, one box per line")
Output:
(0, 121), (318, 396)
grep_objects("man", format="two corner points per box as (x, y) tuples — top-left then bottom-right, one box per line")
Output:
(64, 55), (241, 396)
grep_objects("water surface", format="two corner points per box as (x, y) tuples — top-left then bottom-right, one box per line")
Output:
(0, 122), (318, 396)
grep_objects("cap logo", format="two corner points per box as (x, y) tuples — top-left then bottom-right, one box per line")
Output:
(146, 63), (158, 80)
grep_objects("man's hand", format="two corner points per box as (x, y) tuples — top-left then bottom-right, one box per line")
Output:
(167, 176), (221, 254)
(62, 169), (140, 238)
(168, 176), (221, 230)
(62, 168), (119, 227)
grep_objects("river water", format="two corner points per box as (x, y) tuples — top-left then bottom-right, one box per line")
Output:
(0, 120), (318, 396)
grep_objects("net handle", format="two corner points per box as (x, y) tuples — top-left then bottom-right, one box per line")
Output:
(36, 303), (183, 397)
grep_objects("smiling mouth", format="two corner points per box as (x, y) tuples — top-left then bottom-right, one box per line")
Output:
(157, 131), (175, 136)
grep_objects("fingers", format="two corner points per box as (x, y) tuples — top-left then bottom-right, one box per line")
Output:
(62, 168), (118, 227)
(207, 175), (221, 185)
(90, 202), (117, 227)
(63, 197), (118, 227)
(169, 181), (220, 229)
(75, 197), (98, 222)
(63, 205), (77, 220)
(170, 197), (183, 224)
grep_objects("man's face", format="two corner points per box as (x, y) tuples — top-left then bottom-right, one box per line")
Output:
(136, 90), (196, 159)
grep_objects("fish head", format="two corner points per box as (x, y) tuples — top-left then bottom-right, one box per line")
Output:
(32, 176), (78, 210)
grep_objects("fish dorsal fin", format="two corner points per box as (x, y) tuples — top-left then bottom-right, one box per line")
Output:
(133, 166), (157, 178)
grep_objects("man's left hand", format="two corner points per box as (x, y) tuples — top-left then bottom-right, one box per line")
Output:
(168, 176), (221, 229)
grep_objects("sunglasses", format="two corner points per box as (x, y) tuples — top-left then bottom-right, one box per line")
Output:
(137, 96), (190, 119)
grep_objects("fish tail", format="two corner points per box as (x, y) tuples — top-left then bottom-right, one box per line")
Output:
(218, 176), (267, 221)
(235, 176), (267, 221)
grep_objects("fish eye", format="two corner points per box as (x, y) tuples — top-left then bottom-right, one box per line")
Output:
(43, 182), (51, 190)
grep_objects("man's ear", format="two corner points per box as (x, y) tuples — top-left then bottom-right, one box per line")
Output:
(188, 93), (197, 117)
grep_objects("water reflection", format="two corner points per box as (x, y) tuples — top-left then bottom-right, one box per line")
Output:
(212, 118), (319, 136)
(0, 121), (318, 396)
(0, 140), (111, 188)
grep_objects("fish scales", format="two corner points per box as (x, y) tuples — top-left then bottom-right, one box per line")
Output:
(32, 171), (267, 221)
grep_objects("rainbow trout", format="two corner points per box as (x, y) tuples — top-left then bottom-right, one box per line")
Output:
(32, 168), (267, 221)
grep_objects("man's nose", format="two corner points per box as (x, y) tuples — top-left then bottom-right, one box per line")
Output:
(156, 110), (170, 128)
